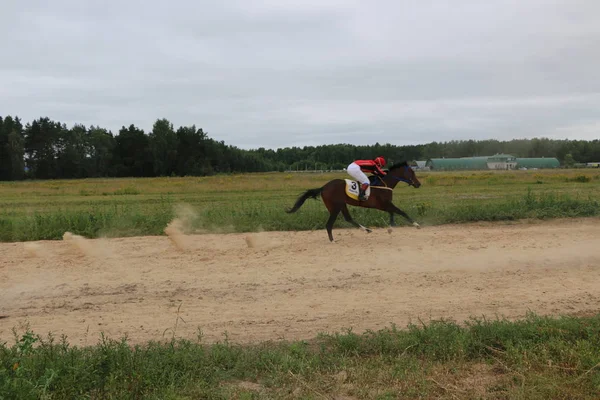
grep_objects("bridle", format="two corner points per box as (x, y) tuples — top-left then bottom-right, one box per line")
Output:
(386, 165), (415, 186)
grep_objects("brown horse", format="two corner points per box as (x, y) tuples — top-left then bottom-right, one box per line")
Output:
(286, 161), (422, 241)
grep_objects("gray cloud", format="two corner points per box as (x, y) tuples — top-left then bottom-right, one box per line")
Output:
(1, 0), (599, 149)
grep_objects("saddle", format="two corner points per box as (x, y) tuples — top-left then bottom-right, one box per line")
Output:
(344, 175), (386, 201)
(369, 175), (385, 186)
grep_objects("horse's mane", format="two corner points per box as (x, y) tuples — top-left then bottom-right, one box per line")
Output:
(388, 161), (409, 171)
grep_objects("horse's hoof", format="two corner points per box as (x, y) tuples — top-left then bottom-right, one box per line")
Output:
(366, 229), (372, 233)
(387, 227), (393, 234)
(413, 222), (421, 229)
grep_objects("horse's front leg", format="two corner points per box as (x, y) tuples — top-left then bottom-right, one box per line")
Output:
(389, 212), (396, 227)
(386, 203), (420, 229)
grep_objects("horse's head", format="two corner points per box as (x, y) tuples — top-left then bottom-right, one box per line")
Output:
(387, 161), (421, 188)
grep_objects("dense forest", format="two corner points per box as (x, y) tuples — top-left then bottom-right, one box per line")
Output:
(1, 115), (599, 181)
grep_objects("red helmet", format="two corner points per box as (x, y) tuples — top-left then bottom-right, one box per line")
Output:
(375, 156), (386, 167)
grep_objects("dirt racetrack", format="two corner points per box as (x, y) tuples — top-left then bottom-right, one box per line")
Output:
(1, 218), (600, 346)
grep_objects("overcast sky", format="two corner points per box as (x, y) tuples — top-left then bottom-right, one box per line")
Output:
(1, 0), (599, 149)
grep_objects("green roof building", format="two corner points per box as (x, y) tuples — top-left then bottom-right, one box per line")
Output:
(425, 157), (489, 170)
(516, 158), (560, 169)
(487, 153), (517, 162)
(425, 155), (561, 170)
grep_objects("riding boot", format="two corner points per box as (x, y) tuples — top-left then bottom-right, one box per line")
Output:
(359, 183), (369, 201)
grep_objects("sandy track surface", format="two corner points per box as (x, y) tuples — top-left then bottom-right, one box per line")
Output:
(1, 218), (600, 346)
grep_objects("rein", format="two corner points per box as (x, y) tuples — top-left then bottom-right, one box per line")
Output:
(389, 175), (413, 185)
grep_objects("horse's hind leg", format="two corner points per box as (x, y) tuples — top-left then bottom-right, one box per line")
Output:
(325, 207), (341, 242)
(341, 204), (372, 233)
(321, 186), (342, 242)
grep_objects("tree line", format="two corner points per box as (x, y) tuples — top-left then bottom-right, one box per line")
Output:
(1, 115), (599, 181)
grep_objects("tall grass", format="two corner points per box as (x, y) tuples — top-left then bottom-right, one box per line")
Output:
(2, 313), (599, 399)
(1, 170), (599, 242)
(418, 189), (600, 224)
(0, 190), (598, 242)
(0, 198), (175, 242)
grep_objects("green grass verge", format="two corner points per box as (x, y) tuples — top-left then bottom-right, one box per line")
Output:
(2, 313), (599, 399)
(1, 170), (599, 242)
(0, 190), (598, 242)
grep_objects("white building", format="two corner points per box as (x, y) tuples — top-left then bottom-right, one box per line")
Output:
(487, 153), (518, 170)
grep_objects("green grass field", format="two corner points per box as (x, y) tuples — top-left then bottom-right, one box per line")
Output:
(3, 313), (600, 399)
(2, 169), (600, 398)
(1, 169), (599, 242)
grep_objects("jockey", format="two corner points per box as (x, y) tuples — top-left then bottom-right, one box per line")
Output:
(346, 156), (387, 200)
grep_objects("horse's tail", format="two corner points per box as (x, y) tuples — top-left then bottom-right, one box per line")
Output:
(286, 187), (324, 213)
